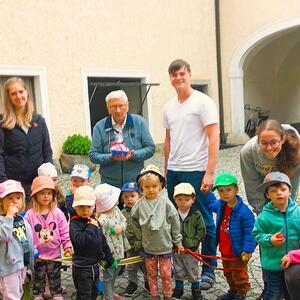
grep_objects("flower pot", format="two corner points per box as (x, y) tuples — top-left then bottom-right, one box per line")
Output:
(59, 153), (96, 174)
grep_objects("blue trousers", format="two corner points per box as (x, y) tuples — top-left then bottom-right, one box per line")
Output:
(262, 269), (291, 300)
(167, 170), (217, 279)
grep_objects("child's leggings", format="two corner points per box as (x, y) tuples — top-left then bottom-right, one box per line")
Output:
(145, 255), (172, 298)
(0, 267), (27, 300)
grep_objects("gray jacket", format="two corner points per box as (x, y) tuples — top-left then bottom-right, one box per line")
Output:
(0, 215), (35, 277)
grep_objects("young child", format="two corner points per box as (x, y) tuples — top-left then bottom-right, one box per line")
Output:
(38, 162), (65, 210)
(65, 164), (91, 220)
(253, 171), (300, 300)
(210, 172), (256, 300)
(0, 180), (35, 300)
(70, 185), (118, 300)
(172, 183), (206, 300)
(120, 182), (149, 296)
(131, 164), (184, 300)
(95, 183), (130, 300)
(25, 176), (72, 300)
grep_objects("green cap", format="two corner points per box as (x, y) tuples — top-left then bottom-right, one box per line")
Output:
(212, 172), (238, 191)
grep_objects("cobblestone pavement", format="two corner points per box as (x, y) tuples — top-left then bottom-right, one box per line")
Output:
(58, 146), (265, 300)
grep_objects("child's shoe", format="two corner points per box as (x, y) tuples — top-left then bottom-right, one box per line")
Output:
(52, 294), (63, 300)
(192, 288), (202, 300)
(33, 296), (44, 300)
(113, 293), (125, 300)
(217, 290), (237, 300)
(172, 288), (184, 298)
(124, 282), (138, 296)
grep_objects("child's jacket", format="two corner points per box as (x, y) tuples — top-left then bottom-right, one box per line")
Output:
(70, 216), (115, 267)
(131, 192), (182, 255)
(25, 207), (72, 259)
(179, 207), (206, 251)
(252, 198), (300, 271)
(0, 215), (35, 276)
(210, 194), (256, 257)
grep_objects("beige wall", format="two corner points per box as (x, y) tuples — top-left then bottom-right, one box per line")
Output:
(0, 0), (218, 158)
(220, 0), (300, 133)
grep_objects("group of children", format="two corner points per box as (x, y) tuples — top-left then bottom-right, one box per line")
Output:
(0, 161), (300, 300)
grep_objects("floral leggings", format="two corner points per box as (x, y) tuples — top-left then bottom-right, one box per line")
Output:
(145, 255), (172, 298)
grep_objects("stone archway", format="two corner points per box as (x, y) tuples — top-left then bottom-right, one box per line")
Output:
(229, 17), (300, 134)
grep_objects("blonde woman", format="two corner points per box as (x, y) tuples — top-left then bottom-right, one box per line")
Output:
(0, 77), (52, 205)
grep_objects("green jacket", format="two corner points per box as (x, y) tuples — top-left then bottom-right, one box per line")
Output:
(131, 192), (182, 255)
(179, 208), (206, 251)
(252, 198), (300, 271)
(122, 207), (142, 254)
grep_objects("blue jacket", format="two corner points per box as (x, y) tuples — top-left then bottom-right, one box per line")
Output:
(252, 198), (300, 271)
(210, 194), (256, 257)
(89, 113), (155, 187)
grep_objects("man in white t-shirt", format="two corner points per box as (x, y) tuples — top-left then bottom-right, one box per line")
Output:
(163, 59), (220, 291)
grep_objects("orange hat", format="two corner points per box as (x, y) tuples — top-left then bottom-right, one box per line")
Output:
(31, 176), (55, 198)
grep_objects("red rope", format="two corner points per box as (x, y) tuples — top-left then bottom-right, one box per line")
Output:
(184, 248), (247, 273)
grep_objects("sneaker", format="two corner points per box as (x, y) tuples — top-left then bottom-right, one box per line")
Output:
(124, 282), (138, 296)
(144, 281), (151, 294)
(52, 294), (63, 300)
(200, 275), (215, 290)
(217, 290), (237, 300)
(172, 288), (184, 299)
(192, 288), (202, 300)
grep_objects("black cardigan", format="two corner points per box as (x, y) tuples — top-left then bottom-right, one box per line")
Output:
(0, 114), (52, 183)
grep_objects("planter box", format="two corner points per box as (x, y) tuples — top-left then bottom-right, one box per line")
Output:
(60, 153), (96, 174)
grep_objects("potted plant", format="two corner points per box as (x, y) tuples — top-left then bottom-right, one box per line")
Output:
(59, 134), (96, 173)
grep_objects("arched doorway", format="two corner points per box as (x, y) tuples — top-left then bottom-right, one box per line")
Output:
(229, 17), (300, 134)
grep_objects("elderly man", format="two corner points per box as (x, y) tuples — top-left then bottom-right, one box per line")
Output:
(89, 90), (155, 189)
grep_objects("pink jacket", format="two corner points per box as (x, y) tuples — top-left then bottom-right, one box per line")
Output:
(25, 207), (72, 259)
(288, 249), (300, 263)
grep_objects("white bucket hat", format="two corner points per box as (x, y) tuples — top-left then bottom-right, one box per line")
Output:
(38, 162), (58, 178)
(95, 183), (121, 213)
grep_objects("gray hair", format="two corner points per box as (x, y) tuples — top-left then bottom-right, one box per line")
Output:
(105, 90), (128, 104)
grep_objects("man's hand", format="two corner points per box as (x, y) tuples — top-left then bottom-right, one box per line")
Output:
(111, 150), (134, 161)
(200, 171), (214, 193)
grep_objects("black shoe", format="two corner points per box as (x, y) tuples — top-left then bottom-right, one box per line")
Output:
(172, 288), (184, 299)
(124, 282), (138, 296)
(192, 288), (202, 300)
(144, 281), (151, 294)
(217, 290), (237, 300)
(118, 265), (126, 276)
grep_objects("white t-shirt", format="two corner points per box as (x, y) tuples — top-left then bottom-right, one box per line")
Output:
(163, 90), (218, 171)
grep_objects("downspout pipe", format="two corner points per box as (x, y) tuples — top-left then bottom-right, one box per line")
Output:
(215, 0), (226, 144)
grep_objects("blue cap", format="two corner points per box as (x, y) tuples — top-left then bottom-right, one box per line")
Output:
(121, 182), (139, 192)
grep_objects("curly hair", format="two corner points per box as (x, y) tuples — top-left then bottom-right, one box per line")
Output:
(256, 119), (300, 178)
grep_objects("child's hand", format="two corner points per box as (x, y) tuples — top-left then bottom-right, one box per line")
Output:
(70, 184), (77, 194)
(110, 226), (123, 235)
(270, 233), (285, 246)
(177, 245), (185, 254)
(241, 252), (251, 263)
(6, 203), (19, 218)
(281, 255), (292, 269)
(64, 248), (73, 257)
(88, 217), (99, 227)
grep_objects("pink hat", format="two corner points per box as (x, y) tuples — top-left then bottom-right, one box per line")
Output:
(31, 176), (55, 198)
(95, 183), (121, 213)
(0, 180), (25, 198)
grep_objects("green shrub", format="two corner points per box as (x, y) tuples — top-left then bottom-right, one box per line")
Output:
(62, 134), (91, 155)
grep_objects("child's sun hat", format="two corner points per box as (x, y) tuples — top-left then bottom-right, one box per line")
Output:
(95, 183), (121, 213)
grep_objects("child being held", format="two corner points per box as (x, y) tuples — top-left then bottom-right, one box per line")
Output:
(0, 180), (36, 300)
(70, 185), (117, 300)
(172, 183), (206, 300)
(211, 172), (256, 300)
(64, 164), (91, 220)
(25, 176), (72, 300)
(253, 171), (300, 300)
(131, 165), (184, 300)
(95, 183), (130, 300)
(121, 182), (149, 296)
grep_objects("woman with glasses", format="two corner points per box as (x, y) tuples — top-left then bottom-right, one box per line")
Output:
(240, 119), (300, 214)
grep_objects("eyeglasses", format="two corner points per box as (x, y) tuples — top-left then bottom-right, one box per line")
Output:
(109, 104), (126, 110)
(258, 139), (281, 148)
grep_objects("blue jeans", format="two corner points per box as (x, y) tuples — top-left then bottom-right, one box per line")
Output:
(167, 170), (217, 279)
(262, 269), (291, 300)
